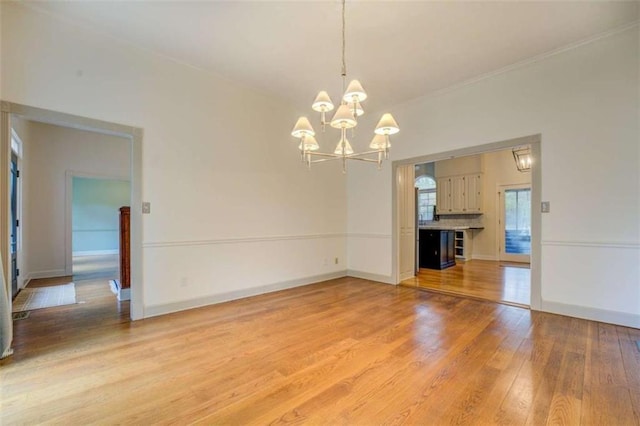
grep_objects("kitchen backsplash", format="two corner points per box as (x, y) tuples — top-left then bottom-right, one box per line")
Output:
(419, 214), (484, 228)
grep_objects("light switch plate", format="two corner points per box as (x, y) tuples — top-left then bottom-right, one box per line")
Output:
(142, 202), (151, 214)
(541, 201), (550, 213)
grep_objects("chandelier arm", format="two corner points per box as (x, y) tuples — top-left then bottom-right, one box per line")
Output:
(306, 153), (381, 163)
(307, 151), (342, 159)
(344, 149), (386, 158)
(342, 157), (379, 163)
(309, 157), (344, 164)
(305, 149), (386, 160)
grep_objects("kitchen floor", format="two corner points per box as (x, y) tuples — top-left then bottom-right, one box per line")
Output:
(402, 259), (530, 307)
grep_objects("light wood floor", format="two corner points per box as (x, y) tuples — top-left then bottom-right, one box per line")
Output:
(2, 276), (639, 425)
(72, 253), (119, 281)
(403, 260), (531, 307)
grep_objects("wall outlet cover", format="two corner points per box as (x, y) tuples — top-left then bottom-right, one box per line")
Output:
(142, 202), (151, 214)
(541, 201), (550, 213)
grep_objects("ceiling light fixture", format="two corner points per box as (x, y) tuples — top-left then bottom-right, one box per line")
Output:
(512, 146), (532, 172)
(290, 0), (400, 173)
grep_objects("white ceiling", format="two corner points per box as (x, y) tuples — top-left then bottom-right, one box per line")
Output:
(26, 1), (639, 111)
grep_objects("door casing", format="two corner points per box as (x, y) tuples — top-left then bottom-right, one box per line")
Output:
(392, 134), (542, 311)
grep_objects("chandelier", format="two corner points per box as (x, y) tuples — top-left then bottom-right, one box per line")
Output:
(290, 0), (400, 173)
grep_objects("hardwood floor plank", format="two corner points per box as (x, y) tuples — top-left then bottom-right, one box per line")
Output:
(544, 351), (584, 425)
(617, 327), (640, 424)
(404, 259), (531, 306)
(2, 275), (638, 425)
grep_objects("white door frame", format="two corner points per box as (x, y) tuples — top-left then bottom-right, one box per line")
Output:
(497, 183), (531, 263)
(396, 164), (416, 281)
(1, 101), (144, 320)
(391, 134), (542, 311)
(10, 129), (24, 291)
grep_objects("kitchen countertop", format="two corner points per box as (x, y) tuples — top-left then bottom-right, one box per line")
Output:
(419, 226), (484, 230)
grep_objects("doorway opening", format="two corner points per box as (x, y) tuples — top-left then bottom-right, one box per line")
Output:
(70, 175), (130, 286)
(10, 130), (22, 300)
(1, 102), (143, 322)
(393, 134), (540, 309)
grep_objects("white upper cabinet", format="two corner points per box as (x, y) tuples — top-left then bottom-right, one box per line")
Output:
(465, 174), (482, 213)
(436, 174), (482, 215)
(436, 177), (452, 214)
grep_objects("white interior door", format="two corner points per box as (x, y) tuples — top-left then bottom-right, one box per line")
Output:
(398, 165), (416, 281)
(499, 184), (531, 263)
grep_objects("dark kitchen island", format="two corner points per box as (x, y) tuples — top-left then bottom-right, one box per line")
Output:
(419, 229), (456, 270)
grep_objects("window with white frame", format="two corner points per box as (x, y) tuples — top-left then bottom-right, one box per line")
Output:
(415, 175), (436, 223)
(11, 129), (23, 157)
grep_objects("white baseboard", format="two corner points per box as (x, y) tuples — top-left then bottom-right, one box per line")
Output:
(471, 254), (498, 261)
(73, 250), (118, 256)
(347, 269), (395, 285)
(144, 270), (348, 318)
(540, 300), (640, 329)
(20, 278), (31, 290)
(109, 279), (130, 301)
(28, 269), (69, 280)
(118, 287), (130, 301)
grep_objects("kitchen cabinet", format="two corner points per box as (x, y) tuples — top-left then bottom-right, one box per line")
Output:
(436, 174), (482, 215)
(465, 174), (482, 212)
(454, 229), (474, 261)
(419, 229), (456, 270)
(436, 177), (452, 214)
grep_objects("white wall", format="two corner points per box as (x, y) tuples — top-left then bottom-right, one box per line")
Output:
(348, 27), (640, 327)
(1, 2), (346, 315)
(434, 155), (482, 177)
(17, 120), (130, 280)
(72, 177), (131, 254)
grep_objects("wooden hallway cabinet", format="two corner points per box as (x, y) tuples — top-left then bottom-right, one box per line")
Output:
(119, 206), (130, 289)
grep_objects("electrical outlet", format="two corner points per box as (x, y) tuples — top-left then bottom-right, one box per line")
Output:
(541, 201), (550, 213)
(334, 257), (339, 264)
(142, 202), (151, 214)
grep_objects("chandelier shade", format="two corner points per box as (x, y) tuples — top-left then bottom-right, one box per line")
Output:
(334, 139), (354, 155)
(349, 101), (364, 117)
(299, 135), (320, 151)
(290, 0), (400, 173)
(291, 117), (315, 138)
(369, 134), (390, 150)
(330, 104), (357, 129)
(343, 79), (367, 103)
(374, 113), (400, 135)
(312, 91), (334, 112)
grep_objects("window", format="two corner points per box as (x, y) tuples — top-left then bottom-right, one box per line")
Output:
(11, 128), (23, 157)
(415, 175), (436, 223)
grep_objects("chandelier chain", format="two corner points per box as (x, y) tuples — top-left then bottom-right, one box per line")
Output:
(341, 0), (346, 90)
